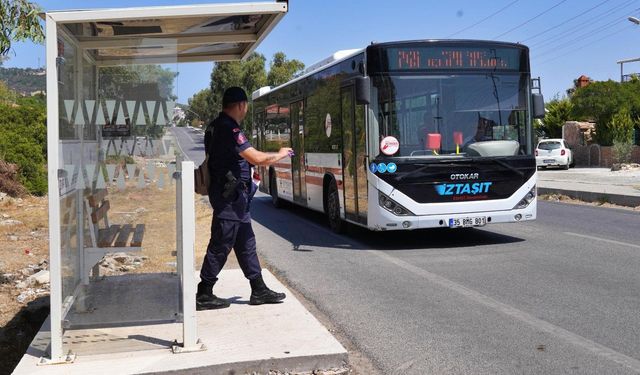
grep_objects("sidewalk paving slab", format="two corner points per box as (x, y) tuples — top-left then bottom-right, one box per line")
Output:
(13, 269), (347, 375)
(538, 168), (640, 207)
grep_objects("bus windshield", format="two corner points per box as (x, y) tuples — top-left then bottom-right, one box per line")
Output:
(371, 73), (531, 158)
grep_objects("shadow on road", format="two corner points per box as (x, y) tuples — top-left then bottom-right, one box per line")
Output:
(251, 195), (525, 252)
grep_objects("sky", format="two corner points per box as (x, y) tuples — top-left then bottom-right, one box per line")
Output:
(4, 0), (640, 103)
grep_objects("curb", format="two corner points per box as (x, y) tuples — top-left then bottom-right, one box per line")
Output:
(168, 353), (349, 375)
(538, 187), (640, 208)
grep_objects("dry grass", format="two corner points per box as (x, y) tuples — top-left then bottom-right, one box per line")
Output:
(0, 176), (238, 373)
(106, 183), (239, 273)
(0, 196), (49, 326)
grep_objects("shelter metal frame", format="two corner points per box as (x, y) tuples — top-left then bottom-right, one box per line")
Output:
(44, 1), (287, 364)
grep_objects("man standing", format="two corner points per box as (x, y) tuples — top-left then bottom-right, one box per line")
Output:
(197, 87), (293, 310)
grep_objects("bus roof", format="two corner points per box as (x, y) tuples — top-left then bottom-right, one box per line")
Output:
(252, 47), (365, 101)
(251, 39), (529, 101)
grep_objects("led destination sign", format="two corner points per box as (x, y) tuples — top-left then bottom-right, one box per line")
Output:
(384, 46), (523, 71)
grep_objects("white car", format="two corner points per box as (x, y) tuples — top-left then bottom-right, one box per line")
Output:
(535, 139), (573, 169)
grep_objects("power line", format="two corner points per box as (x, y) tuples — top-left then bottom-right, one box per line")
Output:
(533, 15), (627, 59)
(494, 0), (569, 39)
(535, 24), (634, 67)
(528, 0), (637, 49)
(446, 0), (520, 38)
(521, 0), (612, 43)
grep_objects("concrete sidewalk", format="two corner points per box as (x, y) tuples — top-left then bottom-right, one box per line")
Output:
(538, 167), (640, 207)
(13, 269), (347, 374)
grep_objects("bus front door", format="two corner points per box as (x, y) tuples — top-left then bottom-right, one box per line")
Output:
(341, 86), (367, 224)
(290, 101), (306, 205)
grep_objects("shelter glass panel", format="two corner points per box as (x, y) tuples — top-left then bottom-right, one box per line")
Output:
(57, 24), (183, 355)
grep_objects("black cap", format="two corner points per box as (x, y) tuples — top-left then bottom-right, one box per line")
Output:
(222, 87), (248, 107)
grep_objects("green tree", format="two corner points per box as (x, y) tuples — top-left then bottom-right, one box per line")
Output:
(99, 65), (178, 101)
(0, 0), (44, 56)
(187, 88), (216, 125)
(267, 52), (305, 87)
(208, 52), (267, 129)
(0, 80), (18, 104)
(541, 97), (573, 138)
(570, 80), (635, 145)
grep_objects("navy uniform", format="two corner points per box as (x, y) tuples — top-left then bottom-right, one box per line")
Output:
(196, 87), (285, 310)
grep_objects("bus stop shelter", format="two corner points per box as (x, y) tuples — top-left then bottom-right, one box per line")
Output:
(41, 1), (287, 365)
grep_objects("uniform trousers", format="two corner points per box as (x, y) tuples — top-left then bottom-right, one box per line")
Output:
(199, 215), (262, 286)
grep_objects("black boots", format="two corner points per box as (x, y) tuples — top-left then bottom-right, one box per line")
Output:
(196, 281), (230, 310)
(249, 275), (286, 305)
(196, 277), (286, 309)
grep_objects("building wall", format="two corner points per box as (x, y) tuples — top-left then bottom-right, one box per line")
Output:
(572, 145), (640, 167)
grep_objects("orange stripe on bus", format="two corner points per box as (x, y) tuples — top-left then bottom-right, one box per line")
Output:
(304, 176), (343, 187)
(306, 166), (342, 175)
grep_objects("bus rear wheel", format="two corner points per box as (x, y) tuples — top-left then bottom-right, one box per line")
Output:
(326, 180), (345, 234)
(270, 172), (282, 208)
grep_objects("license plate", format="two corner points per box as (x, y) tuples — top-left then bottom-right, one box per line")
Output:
(449, 216), (487, 228)
(543, 159), (555, 164)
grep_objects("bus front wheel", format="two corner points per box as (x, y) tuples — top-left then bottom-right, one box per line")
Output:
(326, 180), (345, 234)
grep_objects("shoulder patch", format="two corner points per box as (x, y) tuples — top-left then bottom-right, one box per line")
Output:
(236, 131), (248, 145)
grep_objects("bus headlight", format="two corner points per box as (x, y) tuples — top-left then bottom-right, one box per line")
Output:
(379, 191), (414, 216)
(513, 185), (536, 209)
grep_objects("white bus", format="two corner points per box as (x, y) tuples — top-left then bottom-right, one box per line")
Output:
(251, 40), (545, 232)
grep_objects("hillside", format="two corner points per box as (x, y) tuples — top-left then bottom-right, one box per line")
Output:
(0, 67), (45, 95)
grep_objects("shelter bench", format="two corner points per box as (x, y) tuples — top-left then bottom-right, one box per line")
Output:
(82, 189), (145, 284)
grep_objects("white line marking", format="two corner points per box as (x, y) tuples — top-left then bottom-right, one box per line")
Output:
(564, 232), (640, 250)
(370, 250), (640, 372)
(173, 128), (191, 161)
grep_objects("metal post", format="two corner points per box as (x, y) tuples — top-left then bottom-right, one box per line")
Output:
(175, 157), (183, 279)
(621, 62), (624, 83)
(172, 160), (205, 353)
(40, 14), (75, 365)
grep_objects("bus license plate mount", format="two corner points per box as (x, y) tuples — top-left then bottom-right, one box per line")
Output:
(449, 216), (487, 228)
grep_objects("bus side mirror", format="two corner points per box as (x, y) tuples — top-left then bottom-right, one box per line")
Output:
(355, 76), (370, 105)
(532, 93), (545, 119)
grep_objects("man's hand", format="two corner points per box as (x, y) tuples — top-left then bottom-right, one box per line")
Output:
(278, 148), (294, 159)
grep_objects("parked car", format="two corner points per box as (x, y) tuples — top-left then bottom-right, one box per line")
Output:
(535, 139), (573, 169)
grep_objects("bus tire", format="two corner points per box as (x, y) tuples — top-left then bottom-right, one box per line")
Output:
(326, 179), (345, 234)
(270, 171), (282, 209)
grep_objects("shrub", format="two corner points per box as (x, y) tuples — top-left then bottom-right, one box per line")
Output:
(609, 107), (635, 144)
(0, 100), (47, 196)
(0, 160), (27, 197)
(0, 129), (47, 195)
(612, 140), (634, 164)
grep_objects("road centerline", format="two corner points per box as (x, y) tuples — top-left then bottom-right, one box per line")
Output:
(369, 249), (640, 372)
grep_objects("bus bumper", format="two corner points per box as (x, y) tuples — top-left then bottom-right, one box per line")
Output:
(369, 199), (537, 231)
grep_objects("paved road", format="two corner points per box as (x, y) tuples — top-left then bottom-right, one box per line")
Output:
(173, 127), (640, 374)
(250, 198), (640, 375)
(170, 126), (206, 164)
